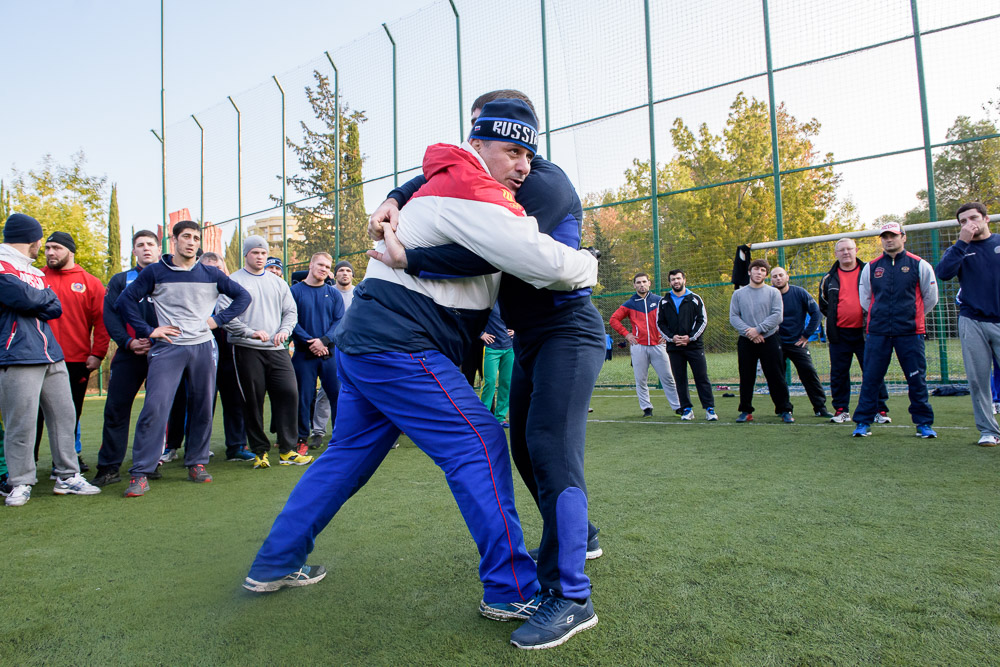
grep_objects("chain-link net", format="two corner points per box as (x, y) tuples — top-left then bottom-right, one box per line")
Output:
(159, 0), (999, 387)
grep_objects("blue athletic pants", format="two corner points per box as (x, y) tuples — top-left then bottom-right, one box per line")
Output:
(291, 352), (339, 440)
(248, 349), (539, 603)
(508, 303), (605, 601)
(854, 333), (933, 426)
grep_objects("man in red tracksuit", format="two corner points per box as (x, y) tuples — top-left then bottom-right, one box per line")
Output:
(38, 231), (109, 470)
(610, 272), (680, 417)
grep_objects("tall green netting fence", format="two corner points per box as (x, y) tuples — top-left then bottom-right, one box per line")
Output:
(158, 0), (1000, 388)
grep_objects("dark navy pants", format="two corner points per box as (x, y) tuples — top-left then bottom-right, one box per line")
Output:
(97, 349), (186, 474)
(248, 350), (538, 604)
(508, 303), (604, 601)
(129, 341), (216, 475)
(854, 334), (933, 426)
(291, 352), (339, 440)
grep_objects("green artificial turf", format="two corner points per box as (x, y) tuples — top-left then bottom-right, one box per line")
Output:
(2, 392), (998, 665)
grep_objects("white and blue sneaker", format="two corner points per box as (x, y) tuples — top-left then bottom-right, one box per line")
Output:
(510, 592), (598, 650)
(243, 564), (327, 593)
(705, 407), (718, 421)
(915, 424), (937, 438)
(4, 484), (31, 507)
(479, 594), (543, 621)
(680, 408), (694, 421)
(874, 411), (892, 424)
(53, 473), (101, 495)
(852, 423), (872, 437)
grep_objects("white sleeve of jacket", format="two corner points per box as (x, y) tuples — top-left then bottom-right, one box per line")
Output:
(404, 197), (598, 292)
(858, 264), (872, 311)
(918, 259), (938, 313)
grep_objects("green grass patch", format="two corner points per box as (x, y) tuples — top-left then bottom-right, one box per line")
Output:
(3, 392), (998, 664)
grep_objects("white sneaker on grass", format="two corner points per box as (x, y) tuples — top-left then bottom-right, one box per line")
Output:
(978, 434), (1000, 447)
(5, 485), (31, 507)
(53, 473), (102, 495)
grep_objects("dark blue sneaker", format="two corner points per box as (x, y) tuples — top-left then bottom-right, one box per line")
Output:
(227, 446), (255, 462)
(510, 592), (598, 650)
(736, 412), (753, 423)
(852, 423), (871, 437)
(479, 594), (542, 621)
(781, 412), (795, 424)
(915, 424), (937, 438)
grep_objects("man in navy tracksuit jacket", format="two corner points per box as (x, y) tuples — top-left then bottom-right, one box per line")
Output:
(289, 252), (344, 445)
(245, 100), (599, 650)
(116, 221), (251, 494)
(935, 202), (1000, 446)
(657, 269), (715, 417)
(853, 222), (938, 437)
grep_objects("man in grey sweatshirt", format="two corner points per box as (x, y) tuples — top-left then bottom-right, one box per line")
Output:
(219, 236), (309, 468)
(729, 258), (793, 422)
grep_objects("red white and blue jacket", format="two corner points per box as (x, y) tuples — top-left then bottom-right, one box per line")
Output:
(0, 243), (64, 366)
(333, 142), (598, 365)
(610, 293), (663, 346)
(859, 250), (938, 336)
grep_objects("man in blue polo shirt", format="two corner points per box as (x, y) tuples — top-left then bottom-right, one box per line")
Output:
(936, 202), (1000, 446)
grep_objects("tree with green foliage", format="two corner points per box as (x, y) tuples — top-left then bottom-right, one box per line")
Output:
(224, 227), (242, 275)
(106, 183), (122, 279)
(0, 180), (11, 220)
(280, 70), (368, 273)
(7, 152), (107, 276)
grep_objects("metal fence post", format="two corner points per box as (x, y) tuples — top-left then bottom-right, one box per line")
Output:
(324, 51), (341, 261)
(541, 0), (552, 160)
(273, 76), (288, 277)
(159, 0), (167, 253)
(762, 0), (786, 268)
(642, 0), (661, 292)
(228, 95), (243, 243)
(909, 0), (948, 381)
(448, 0), (464, 141)
(383, 23), (399, 187)
(191, 114), (204, 229)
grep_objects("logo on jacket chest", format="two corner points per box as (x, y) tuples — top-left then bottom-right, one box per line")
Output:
(71, 282), (87, 293)
(900, 266), (910, 273)
(874, 267), (885, 278)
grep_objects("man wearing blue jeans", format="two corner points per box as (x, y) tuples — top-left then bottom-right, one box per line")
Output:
(852, 222), (939, 438)
(116, 220), (251, 496)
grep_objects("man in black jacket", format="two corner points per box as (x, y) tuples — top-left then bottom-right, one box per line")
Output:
(818, 238), (890, 424)
(658, 270), (716, 421)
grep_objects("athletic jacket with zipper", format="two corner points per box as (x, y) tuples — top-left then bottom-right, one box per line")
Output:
(0, 243), (64, 365)
(656, 290), (708, 351)
(610, 293), (663, 346)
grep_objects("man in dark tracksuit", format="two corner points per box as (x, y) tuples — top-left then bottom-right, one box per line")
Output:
(93, 231), (189, 486)
(819, 238), (890, 423)
(371, 91), (605, 650)
(657, 269), (716, 420)
(852, 222), (939, 438)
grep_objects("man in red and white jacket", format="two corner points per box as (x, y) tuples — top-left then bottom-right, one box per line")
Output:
(38, 231), (109, 469)
(610, 272), (679, 417)
(0, 214), (101, 507)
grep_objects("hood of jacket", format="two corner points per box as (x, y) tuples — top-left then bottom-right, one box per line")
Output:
(0, 243), (43, 277)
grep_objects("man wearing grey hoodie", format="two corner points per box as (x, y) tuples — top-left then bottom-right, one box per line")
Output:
(219, 236), (309, 468)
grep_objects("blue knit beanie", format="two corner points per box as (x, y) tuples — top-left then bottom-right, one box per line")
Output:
(469, 99), (539, 155)
(4, 213), (44, 244)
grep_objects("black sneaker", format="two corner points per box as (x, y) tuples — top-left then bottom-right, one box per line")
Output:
(307, 433), (326, 450)
(814, 409), (834, 418)
(91, 470), (122, 487)
(148, 470), (162, 480)
(0, 474), (12, 497)
(77, 455), (90, 473)
(642, 408), (653, 418)
(510, 593), (598, 650)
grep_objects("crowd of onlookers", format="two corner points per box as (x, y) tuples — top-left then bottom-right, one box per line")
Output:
(0, 214), (357, 505)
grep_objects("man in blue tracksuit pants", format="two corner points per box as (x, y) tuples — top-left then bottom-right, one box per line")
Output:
(116, 221), (251, 495)
(852, 221), (939, 438)
(244, 100), (599, 648)
(369, 91), (605, 650)
(290, 252), (344, 445)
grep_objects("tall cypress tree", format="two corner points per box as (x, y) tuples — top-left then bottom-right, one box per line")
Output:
(106, 183), (122, 279)
(0, 180), (11, 220)
(282, 70), (367, 268)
